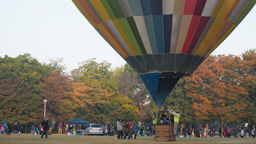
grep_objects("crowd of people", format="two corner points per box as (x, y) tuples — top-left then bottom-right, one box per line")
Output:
(2, 118), (256, 139)
(116, 120), (156, 140)
(0, 121), (21, 135)
(175, 124), (256, 138)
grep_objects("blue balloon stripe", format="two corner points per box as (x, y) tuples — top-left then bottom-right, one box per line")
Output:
(140, 0), (152, 16)
(163, 15), (173, 53)
(127, 0), (143, 16)
(150, 0), (163, 15)
(143, 15), (158, 54)
(152, 15), (164, 53)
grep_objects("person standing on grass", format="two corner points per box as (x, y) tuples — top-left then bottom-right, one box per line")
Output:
(31, 125), (35, 135)
(8, 122), (13, 135)
(117, 119), (123, 139)
(132, 120), (137, 139)
(240, 126), (244, 138)
(58, 122), (63, 134)
(41, 117), (49, 138)
(251, 125), (255, 138)
(124, 122), (129, 139)
(14, 122), (18, 134)
(245, 126), (250, 138)
(0, 123), (4, 135)
(170, 110), (180, 137)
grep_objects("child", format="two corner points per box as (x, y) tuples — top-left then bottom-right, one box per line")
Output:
(128, 126), (134, 139)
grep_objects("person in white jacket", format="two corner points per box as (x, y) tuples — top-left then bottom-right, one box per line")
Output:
(117, 119), (123, 139)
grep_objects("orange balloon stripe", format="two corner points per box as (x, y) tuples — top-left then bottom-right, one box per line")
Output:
(77, 0), (101, 25)
(72, 0), (96, 26)
(96, 24), (128, 58)
(101, 22), (130, 57)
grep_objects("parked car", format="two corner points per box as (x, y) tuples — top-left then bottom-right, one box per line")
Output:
(85, 123), (103, 135)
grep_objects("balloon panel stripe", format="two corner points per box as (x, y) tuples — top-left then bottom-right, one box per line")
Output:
(191, 17), (214, 55)
(144, 15), (158, 54)
(100, 0), (116, 19)
(119, 0), (133, 17)
(196, 19), (226, 55)
(182, 15), (201, 54)
(196, 0), (239, 56)
(225, 0), (241, 21)
(163, 15), (173, 53)
(107, 0), (125, 19)
(228, 0), (250, 22)
(175, 15), (192, 53)
(203, 22), (232, 56)
(173, 0), (185, 15)
(140, 0), (152, 16)
(112, 19), (138, 55)
(215, 0), (239, 20)
(89, 0), (111, 21)
(104, 21), (133, 56)
(101, 22), (131, 57)
(95, 27), (125, 58)
(133, 16), (153, 54)
(127, 17), (147, 55)
(170, 15), (182, 53)
(162, 0), (175, 15)
(187, 16), (210, 54)
(234, 0), (256, 25)
(206, 24), (236, 57)
(150, 0), (163, 15)
(72, 0), (96, 26)
(127, 0), (144, 16)
(194, 0), (207, 15)
(117, 18), (143, 55)
(183, 0), (198, 15)
(152, 15), (164, 53)
(201, 0), (219, 17)
(77, 0), (101, 25)
(207, 1), (256, 57)
(211, 0), (225, 18)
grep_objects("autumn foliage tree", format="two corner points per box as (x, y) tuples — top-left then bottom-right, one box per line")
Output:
(185, 55), (250, 126)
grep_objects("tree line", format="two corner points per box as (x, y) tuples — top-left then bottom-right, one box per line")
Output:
(0, 49), (255, 127)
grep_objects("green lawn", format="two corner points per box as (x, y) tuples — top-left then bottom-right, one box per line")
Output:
(1, 134), (256, 144)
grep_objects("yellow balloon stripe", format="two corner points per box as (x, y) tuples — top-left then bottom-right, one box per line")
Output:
(211, 0), (225, 18)
(89, 0), (111, 21)
(112, 19), (138, 56)
(195, 19), (226, 56)
(205, 24), (236, 57)
(195, 0), (238, 56)
(203, 22), (232, 56)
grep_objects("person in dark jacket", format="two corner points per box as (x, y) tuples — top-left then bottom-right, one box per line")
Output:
(8, 122), (13, 135)
(14, 122), (18, 134)
(41, 117), (49, 138)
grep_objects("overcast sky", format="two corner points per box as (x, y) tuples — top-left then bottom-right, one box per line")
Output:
(0, 0), (256, 73)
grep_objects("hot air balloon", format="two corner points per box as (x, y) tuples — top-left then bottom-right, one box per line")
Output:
(72, 0), (256, 106)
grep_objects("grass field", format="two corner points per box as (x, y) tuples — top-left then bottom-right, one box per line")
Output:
(1, 134), (256, 144)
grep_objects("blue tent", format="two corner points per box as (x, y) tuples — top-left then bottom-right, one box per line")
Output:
(67, 118), (89, 124)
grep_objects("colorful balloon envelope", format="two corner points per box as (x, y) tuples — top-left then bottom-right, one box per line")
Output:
(73, 0), (256, 106)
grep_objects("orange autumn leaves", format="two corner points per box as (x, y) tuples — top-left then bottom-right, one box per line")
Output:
(185, 52), (256, 124)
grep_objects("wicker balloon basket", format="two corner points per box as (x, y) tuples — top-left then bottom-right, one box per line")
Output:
(155, 124), (176, 141)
